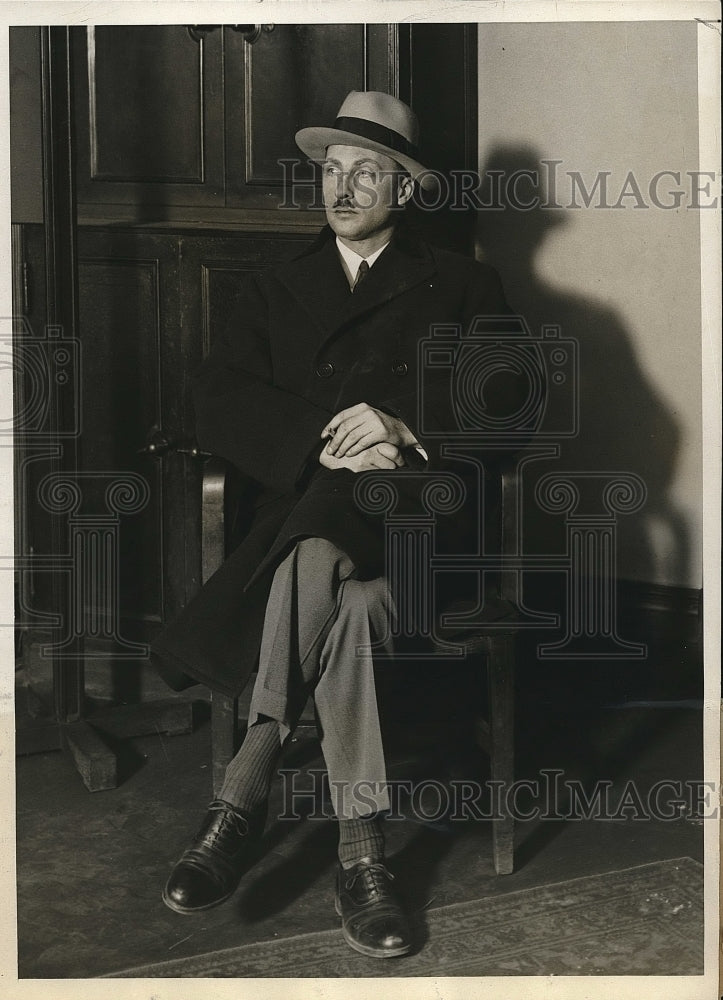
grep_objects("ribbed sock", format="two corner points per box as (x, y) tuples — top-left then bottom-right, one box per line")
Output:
(337, 816), (386, 868)
(218, 716), (283, 814)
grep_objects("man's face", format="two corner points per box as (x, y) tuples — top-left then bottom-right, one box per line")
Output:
(322, 144), (413, 246)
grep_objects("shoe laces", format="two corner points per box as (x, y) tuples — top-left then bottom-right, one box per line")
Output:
(345, 862), (394, 896)
(205, 800), (250, 846)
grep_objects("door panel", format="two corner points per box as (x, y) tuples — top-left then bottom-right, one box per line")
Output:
(73, 26), (225, 209)
(76, 230), (184, 638)
(226, 24), (366, 191)
(77, 255), (165, 622)
(90, 27), (204, 183)
(181, 232), (316, 355)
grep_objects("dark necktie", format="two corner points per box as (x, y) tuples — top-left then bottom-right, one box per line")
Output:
(352, 259), (370, 292)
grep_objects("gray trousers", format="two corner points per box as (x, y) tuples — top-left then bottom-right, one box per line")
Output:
(247, 537), (394, 819)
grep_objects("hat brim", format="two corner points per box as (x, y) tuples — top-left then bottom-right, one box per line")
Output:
(295, 127), (437, 191)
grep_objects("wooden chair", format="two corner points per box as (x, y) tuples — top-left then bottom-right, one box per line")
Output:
(200, 458), (520, 875)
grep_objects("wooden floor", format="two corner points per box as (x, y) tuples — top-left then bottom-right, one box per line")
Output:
(14, 622), (706, 979)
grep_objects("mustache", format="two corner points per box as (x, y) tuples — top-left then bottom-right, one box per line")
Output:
(332, 198), (356, 209)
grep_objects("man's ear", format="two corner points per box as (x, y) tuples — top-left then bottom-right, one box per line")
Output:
(397, 174), (415, 207)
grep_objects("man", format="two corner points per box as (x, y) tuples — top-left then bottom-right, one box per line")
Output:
(152, 91), (517, 958)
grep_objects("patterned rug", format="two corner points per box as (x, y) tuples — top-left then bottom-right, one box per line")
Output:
(105, 857), (703, 978)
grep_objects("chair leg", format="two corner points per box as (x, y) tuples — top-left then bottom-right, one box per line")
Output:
(211, 692), (239, 798)
(487, 634), (515, 875)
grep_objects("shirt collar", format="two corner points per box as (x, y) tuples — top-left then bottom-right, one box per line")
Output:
(336, 237), (390, 288)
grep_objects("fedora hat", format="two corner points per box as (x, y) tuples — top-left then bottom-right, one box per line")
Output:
(295, 91), (435, 190)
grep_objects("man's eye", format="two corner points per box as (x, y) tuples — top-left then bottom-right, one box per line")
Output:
(323, 164), (340, 176)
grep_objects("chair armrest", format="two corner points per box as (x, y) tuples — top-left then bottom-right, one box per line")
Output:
(498, 454), (521, 603)
(201, 457), (228, 585)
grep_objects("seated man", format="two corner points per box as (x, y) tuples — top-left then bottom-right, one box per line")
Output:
(151, 90), (517, 958)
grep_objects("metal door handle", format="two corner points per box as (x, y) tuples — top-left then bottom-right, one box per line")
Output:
(137, 427), (171, 457)
(175, 443), (211, 459)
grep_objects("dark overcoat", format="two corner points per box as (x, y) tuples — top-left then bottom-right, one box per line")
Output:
(150, 224), (520, 697)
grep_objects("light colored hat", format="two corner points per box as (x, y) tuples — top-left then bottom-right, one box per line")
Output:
(295, 91), (434, 190)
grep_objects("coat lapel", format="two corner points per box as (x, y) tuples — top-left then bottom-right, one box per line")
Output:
(276, 224), (437, 350)
(275, 234), (352, 339)
(342, 233), (436, 327)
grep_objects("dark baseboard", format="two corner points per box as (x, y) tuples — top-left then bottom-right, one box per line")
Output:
(515, 575), (705, 706)
(616, 579), (703, 648)
(618, 579), (702, 619)
(522, 574), (703, 644)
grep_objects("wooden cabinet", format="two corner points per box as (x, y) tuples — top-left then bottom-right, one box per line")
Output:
(72, 24), (413, 225)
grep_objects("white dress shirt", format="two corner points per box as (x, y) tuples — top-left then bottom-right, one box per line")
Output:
(335, 237), (390, 289)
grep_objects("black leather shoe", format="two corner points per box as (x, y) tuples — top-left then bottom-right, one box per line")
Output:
(162, 799), (266, 914)
(335, 857), (413, 958)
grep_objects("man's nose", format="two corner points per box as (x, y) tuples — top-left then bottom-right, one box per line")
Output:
(336, 171), (354, 200)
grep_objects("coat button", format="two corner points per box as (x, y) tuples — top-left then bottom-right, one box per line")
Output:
(391, 360), (408, 376)
(315, 361), (335, 378)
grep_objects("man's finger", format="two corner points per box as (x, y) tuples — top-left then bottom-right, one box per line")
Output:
(327, 421), (365, 455)
(333, 411), (387, 455)
(322, 402), (369, 437)
(328, 416), (374, 455)
(344, 429), (386, 457)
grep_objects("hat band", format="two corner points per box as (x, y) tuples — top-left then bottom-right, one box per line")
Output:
(333, 116), (418, 159)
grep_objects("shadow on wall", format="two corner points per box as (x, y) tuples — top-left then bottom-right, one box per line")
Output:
(475, 143), (687, 588)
